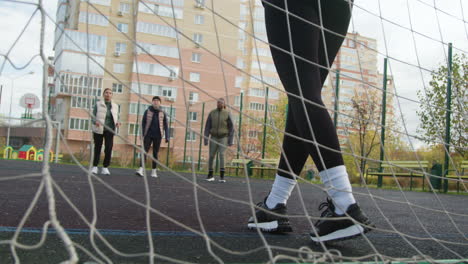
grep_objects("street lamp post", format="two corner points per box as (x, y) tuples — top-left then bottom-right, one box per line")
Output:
(5, 71), (34, 147)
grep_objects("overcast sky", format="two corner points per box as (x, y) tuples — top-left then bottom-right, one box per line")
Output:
(0, 0), (466, 149)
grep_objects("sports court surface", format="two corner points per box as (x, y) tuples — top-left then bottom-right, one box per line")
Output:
(1, 160), (467, 263)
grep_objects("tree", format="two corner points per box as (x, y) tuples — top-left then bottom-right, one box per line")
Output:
(348, 90), (381, 174)
(258, 95), (288, 159)
(417, 53), (467, 157)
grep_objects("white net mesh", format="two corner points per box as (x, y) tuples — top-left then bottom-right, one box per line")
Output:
(0, 0), (467, 263)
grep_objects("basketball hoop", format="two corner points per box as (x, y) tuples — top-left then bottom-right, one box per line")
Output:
(19, 93), (40, 110)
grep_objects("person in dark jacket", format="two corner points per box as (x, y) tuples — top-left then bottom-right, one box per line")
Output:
(204, 98), (234, 182)
(136, 96), (169, 178)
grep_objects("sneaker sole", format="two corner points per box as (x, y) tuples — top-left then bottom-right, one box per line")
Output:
(247, 220), (292, 233)
(310, 224), (369, 242)
(206, 178), (215, 182)
(135, 172), (143, 177)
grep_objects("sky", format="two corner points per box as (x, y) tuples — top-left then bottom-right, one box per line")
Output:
(0, 0), (466, 149)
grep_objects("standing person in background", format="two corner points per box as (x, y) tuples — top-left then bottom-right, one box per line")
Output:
(91, 88), (120, 175)
(204, 98), (234, 182)
(136, 96), (169, 178)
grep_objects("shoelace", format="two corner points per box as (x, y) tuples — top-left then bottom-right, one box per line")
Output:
(315, 198), (336, 225)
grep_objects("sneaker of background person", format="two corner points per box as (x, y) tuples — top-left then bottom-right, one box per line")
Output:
(136, 167), (144, 177)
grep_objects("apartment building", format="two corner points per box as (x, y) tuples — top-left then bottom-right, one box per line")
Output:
(322, 32), (395, 146)
(51, 0), (241, 165)
(50, 0), (393, 164)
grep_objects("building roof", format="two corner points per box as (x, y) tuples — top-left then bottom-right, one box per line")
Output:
(19, 145), (36, 151)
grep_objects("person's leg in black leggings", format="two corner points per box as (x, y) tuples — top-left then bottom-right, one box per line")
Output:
(263, 0), (352, 212)
(249, 0), (371, 238)
(93, 132), (104, 167)
(102, 129), (114, 168)
(265, 0), (348, 173)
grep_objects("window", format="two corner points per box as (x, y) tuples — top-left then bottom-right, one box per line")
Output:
(189, 91), (199, 102)
(250, 75), (280, 86)
(189, 111), (198, 122)
(235, 76), (243, 88)
(249, 88), (265, 97)
(246, 143), (257, 152)
(234, 95), (241, 106)
(138, 2), (183, 19)
(115, 42), (127, 53)
(191, 52), (201, 63)
(194, 14), (204, 24)
(248, 130), (258, 138)
(136, 22), (177, 38)
(129, 103), (150, 115)
(112, 83), (123, 93)
(71, 96), (96, 109)
(168, 127), (175, 138)
(130, 83), (177, 99)
(132, 62), (179, 77)
(128, 123), (140, 135)
(249, 102), (264, 111)
(59, 31), (107, 55)
(69, 118), (90, 131)
(136, 42), (179, 58)
(119, 2), (130, 13)
(160, 106), (176, 119)
(236, 58), (245, 69)
(83, 0), (111, 6)
(190, 72), (200, 82)
(186, 130), (197, 141)
(117, 23), (128, 33)
(79, 12), (109, 26)
(193, 33), (203, 44)
(114, 63), (125, 73)
(58, 73), (103, 96)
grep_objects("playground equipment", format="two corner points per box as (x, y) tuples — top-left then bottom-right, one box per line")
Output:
(2, 145), (61, 162)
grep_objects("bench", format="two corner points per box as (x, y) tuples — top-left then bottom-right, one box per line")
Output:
(225, 159), (252, 176)
(446, 160), (468, 193)
(51, 153), (63, 163)
(366, 161), (430, 190)
(251, 159), (279, 177)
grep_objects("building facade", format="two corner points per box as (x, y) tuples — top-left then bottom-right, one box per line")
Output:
(50, 0), (393, 166)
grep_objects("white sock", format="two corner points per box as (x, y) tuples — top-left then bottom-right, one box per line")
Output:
(319, 165), (356, 215)
(266, 174), (297, 209)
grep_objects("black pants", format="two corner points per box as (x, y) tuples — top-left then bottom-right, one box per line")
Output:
(93, 129), (114, 167)
(141, 136), (162, 169)
(263, 0), (352, 177)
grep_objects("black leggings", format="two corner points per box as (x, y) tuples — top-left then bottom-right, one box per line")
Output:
(263, 0), (353, 177)
(93, 130), (114, 167)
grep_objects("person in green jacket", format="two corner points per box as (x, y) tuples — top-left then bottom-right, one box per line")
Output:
(204, 98), (234, 182)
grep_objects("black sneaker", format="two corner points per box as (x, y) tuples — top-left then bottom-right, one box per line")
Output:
(310, 198), (372, 242)
(247, 198), (292, 232)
